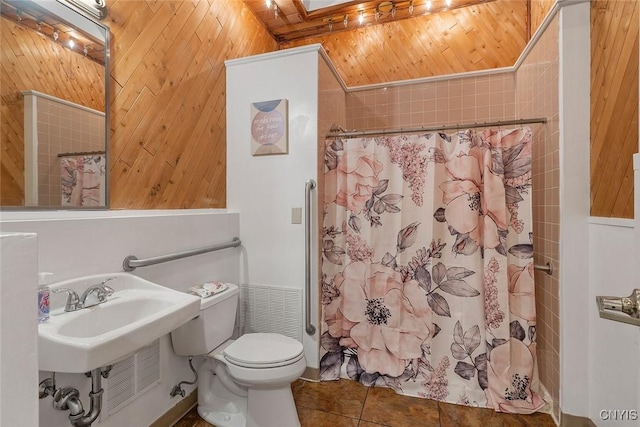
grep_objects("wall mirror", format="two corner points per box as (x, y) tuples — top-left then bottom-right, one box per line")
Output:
(0, 0), (109, 209)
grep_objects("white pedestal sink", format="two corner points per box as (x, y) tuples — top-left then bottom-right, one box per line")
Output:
(39, 273), (200, 373)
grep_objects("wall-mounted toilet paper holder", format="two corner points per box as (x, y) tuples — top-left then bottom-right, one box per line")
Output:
(596, 289), (640, 326)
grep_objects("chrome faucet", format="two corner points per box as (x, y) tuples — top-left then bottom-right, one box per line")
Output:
(53, 277), (116, 312)
(80, 277), (116, 308)
(52, 288), (81, 312)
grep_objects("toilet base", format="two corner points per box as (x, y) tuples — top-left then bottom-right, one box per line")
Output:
(246, 386), (301, 427)
(197, 357), (301, 427)
(198, 386), (300, 427)
(198, 398), (247, 427)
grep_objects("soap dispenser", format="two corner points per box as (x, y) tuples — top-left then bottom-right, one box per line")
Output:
(38, 272), (53, 323)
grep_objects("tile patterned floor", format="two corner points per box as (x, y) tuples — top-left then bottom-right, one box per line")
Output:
(174, 378), (557, 427)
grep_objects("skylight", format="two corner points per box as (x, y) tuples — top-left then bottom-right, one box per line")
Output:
(302, 0), (354, 12)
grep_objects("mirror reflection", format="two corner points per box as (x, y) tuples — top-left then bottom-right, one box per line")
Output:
(0, 0), (108, 208)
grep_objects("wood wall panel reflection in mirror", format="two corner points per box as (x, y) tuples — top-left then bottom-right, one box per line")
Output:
(0, 0), (108, 208)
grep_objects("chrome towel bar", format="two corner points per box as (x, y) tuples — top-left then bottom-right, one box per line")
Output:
(122, 237), (241, 271)
(305, 179), (317, 336)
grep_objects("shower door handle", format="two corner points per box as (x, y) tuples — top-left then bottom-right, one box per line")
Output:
(305, 179), (317, 336)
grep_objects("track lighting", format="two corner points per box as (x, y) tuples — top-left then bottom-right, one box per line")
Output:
(409, 0), (414, 15)
(359, 10), (364, 25)
(343, 14), (348, 28)
(53, 29), (59, 41)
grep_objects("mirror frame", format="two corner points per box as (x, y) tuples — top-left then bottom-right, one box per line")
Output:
(0, 0), (110, 210)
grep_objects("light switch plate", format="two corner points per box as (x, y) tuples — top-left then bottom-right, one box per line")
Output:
(291, 207), (302, 224)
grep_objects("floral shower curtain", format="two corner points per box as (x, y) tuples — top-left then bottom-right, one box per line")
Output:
(319, 128), (545, 414)
(61, 155), (106, 207)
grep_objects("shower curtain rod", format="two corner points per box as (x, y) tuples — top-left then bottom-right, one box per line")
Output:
(57, 150), (106, 157)
(327, 117), (547, 138)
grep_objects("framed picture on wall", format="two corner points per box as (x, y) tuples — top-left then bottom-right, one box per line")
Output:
(250, 99), (288, 156)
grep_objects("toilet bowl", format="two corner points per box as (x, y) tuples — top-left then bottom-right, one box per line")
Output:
(170, 284), (306, 427)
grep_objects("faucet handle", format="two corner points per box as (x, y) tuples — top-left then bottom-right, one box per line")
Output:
(102, 285), (115, 296)
(52, 288), (80, 312)
(100, 277), (117, 286)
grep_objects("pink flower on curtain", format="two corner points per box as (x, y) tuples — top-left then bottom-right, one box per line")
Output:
(508, 262), (536, 322)
(440, 147), (508, 252)
(484, 128), (532, 154)
(486, 338), (544, 414)
(325, 261), (432, 377)
(325, 145), (383, 214)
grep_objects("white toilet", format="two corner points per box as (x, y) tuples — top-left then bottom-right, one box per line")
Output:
(171, 283), (306, 427)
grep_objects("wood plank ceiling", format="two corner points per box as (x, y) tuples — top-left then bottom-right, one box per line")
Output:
(243, 0), (500, 43)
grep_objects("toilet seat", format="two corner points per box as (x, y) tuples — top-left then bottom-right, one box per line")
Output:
(223, 333), (304, 369)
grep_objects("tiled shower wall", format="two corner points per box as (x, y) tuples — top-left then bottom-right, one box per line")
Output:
(515, 16), (560, 420)
(35, 96), (105, 205)
(345, 72), (516, 130)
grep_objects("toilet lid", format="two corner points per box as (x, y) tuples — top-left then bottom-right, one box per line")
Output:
(223, 333), (304, 368)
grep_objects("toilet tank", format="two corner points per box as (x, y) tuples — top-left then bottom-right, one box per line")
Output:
(171, 283), (239, 356)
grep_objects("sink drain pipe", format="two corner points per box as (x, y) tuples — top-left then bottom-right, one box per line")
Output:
(40, 366), (111, 427)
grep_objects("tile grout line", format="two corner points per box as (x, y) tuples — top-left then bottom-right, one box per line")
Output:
(358, 385), (370, 425)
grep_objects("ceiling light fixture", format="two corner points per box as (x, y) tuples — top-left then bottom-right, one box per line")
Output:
(265, 0), (271, 8)
(409, 0), (414, 15)
(426, 0), (432, 11)
(359, 10), (364, 25)
(328, 18), (333, 31)
(343, 14), (348, 28)
(53, 29), (59, 41)
(68, 39), (75, 48)
(446, 0), (452, 7)
(273, 3), (278, 19)
(391, 4), (396, 17)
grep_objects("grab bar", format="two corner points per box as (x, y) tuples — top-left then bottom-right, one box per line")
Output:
(305, 179), (317, 336)
(122, 237), (241, 271)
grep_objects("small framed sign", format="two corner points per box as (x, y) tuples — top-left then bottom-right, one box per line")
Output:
(250, 99), (288, 156)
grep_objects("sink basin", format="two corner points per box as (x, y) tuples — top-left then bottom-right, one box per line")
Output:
(39, 273), (200, 373)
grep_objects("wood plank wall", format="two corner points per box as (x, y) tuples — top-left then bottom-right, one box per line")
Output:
(12, 0), (633, 215)
(281, 0), (528, 87)
(591, 0), (638, 218)
(108, 0), (277, 209)
(529, 0), (555, 38)
(0, 17), (105, 206)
